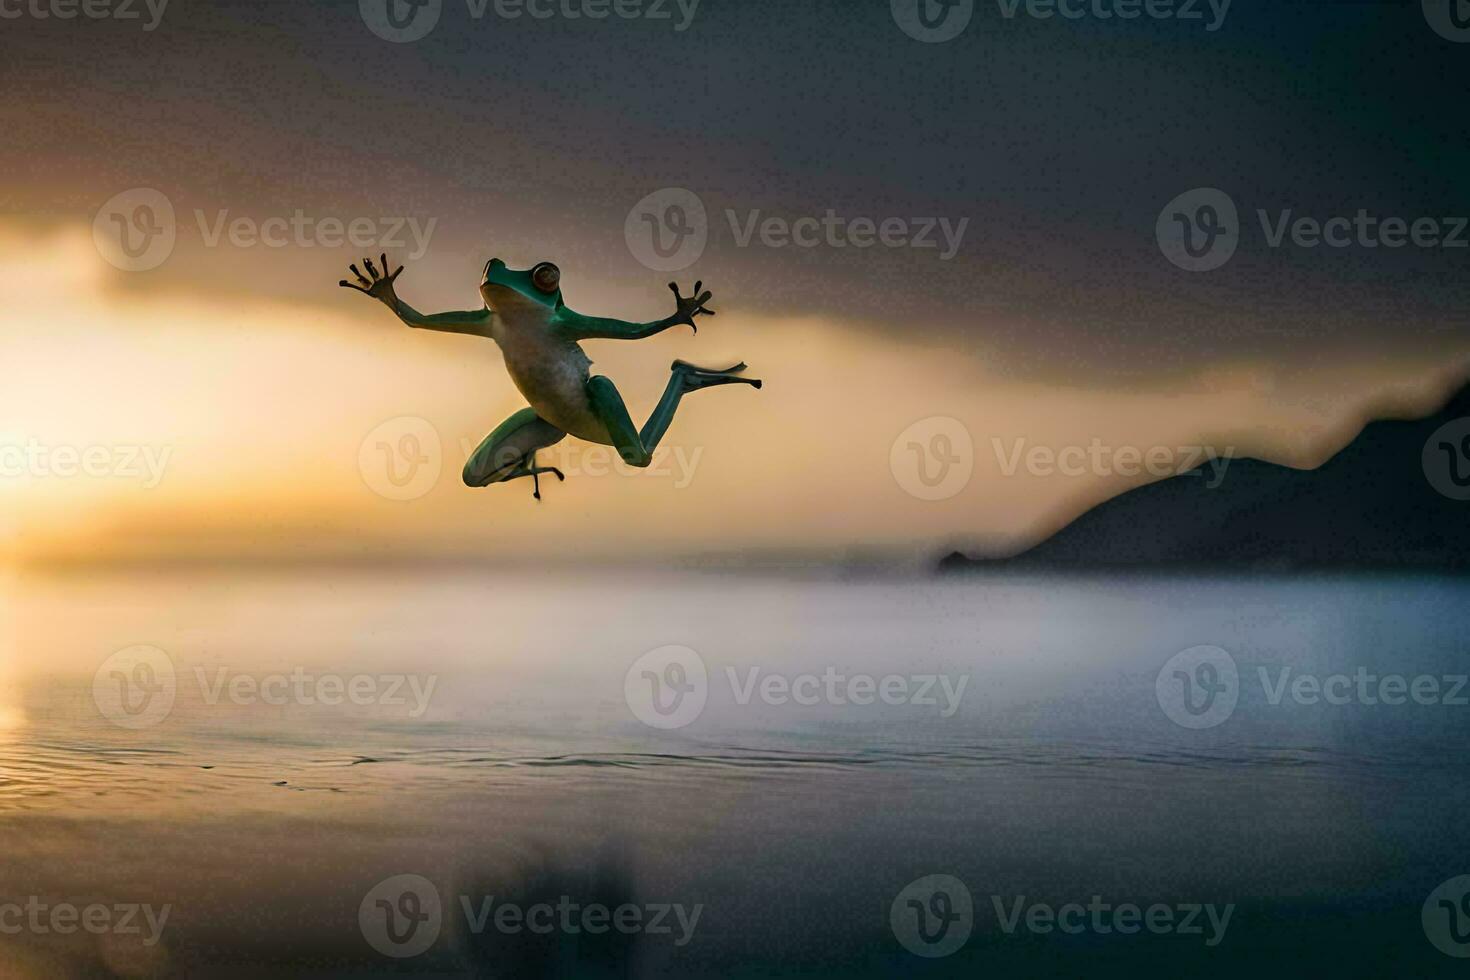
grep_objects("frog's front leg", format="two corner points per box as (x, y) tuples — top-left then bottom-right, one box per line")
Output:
(340, 254), (492, 337)
(555, 281), (715, 341)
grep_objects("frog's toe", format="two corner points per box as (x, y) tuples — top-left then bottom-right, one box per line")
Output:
(679, 369), (761, 392)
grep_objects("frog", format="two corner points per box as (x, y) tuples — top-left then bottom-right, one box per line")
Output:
(340, 253), (760, 499)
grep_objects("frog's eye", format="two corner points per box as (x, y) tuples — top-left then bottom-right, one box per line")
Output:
(531, 262), (560, 294)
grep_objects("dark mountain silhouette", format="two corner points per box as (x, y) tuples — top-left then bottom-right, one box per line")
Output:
(941, 382), (1470, 574)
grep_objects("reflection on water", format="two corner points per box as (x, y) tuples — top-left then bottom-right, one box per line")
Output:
(1, 569), (1469, 976)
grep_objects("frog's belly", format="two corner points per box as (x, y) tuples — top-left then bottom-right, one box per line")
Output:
(502, 344), (611, 445)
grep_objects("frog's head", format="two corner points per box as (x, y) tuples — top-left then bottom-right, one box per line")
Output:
(479, 258), (564, 313)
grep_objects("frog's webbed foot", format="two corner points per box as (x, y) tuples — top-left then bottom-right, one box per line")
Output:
(338, 252), (403, 306)
(672, 359), (762, 392)
(672, 359), (747, 374)
(668, 280), (715, 333)
(527, 460), (566, 501)
(529, 466), (565, 500)
(500, 453), (566, 500)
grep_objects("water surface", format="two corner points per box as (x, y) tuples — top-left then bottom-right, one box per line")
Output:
(2, 569), (1467, 976)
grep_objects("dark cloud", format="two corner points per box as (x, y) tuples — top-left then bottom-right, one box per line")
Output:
(2, 0), (1466, 379)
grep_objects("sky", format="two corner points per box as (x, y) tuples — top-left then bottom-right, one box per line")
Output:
(0, 0), (1466, 565)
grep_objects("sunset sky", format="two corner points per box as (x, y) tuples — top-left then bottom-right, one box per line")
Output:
(1, 0), (1467, 565)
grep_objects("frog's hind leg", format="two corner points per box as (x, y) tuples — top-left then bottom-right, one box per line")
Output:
(463, 408), (568, 499)
(586, 361), (760, 468)
(642, 359), (761, 453)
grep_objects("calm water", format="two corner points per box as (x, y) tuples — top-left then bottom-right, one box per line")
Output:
(2, 569), (1469, 977)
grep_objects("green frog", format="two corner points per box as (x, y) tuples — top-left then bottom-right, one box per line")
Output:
(341, 254), (759, 498)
